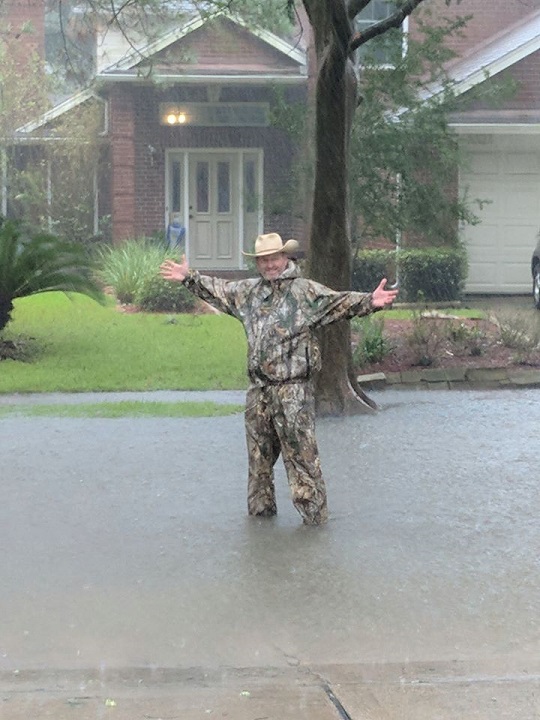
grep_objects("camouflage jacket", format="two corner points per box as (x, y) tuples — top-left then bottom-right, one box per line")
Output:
(183, 261), (376, 385)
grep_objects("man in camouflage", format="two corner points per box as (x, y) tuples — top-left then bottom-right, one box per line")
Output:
(160, 232), (398, 525)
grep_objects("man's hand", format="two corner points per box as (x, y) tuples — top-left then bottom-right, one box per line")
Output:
(160, 255), (190, 283)
(371, 278), (398, 309)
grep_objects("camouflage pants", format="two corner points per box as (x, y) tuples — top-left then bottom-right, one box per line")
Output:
(245, 381), (328, 525)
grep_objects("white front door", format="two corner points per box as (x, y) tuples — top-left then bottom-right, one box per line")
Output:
(188, 153), (238, 270)
(166, 149), (263, 269)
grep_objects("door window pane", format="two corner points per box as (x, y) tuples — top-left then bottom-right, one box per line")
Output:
(243, 158), (257, 212)
(196, 162), (209, 212)
(171, 160), (182, 213)
(217, 161), (231, 213)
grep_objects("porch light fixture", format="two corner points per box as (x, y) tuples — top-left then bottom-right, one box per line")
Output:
(165, 111), (188, 125)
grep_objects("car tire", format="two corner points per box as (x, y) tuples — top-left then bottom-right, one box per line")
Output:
(534, 264), (540, 309)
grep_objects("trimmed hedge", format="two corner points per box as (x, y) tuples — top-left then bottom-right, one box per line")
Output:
(352, 249), (393, 292)
(398, 247), (467, 302)
(352, 247), (467, 302)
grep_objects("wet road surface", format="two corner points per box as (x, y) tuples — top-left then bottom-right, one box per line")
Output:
(1, 388), (539, 674)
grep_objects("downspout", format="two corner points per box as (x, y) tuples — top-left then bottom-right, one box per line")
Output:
(1, 149), (7, 217)
(93, 166), (99, 235)
(393, 171), (402, 289)
(47, 158), (52, 232)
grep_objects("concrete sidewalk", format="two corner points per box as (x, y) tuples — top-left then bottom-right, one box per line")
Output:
(2, 661), (539, 719)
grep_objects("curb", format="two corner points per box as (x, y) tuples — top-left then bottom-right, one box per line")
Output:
(357, 366), (540, 390)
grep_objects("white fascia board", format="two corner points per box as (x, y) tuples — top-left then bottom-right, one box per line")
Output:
(421, 21), (540, 103)
(245, 24), (306, 66)
(450, 123), (540, 135)
(96, 73), (306, 84)
(100, 15), (206, 73)
(101, 13), (306, 75)
(15, 89), (104, 134)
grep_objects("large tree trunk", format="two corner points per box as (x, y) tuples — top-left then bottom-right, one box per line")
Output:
(304, 1), (376, 416)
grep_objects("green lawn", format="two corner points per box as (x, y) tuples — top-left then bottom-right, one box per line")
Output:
(0, 401), (244, 418)
(0, 293), (486, 395)
(0, 293), (248, 393)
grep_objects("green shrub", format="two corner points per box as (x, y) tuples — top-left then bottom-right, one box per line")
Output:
(398, 247), (467, 303)
(352, 314), (392, 367)
(136, 276), (196, 313)
(95, 238), (168, 304)
(352, 249), (394, 291)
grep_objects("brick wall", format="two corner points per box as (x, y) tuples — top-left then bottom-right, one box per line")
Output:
(449, 49), (540, 115)
(2, 0), (45, 67)
(409, 0), (537, 56)
(154, 18), (300, 73)
(106, 85), (305, 246)
(109, 88), (136, 242)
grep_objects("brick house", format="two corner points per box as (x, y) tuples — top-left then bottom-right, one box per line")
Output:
(7, 7), (308, 272)
(5, 0), (540, 291)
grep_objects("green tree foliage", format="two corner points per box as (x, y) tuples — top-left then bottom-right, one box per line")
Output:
(351, 9), (479, 249)
(8, 101), (106, 242)
(0, 217), (104, 333)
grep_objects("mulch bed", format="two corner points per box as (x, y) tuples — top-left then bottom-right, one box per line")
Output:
(354, 315), (540, 375)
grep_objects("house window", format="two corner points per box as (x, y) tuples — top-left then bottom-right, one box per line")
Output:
(356, 0), (403, 66)
(160, 103), (269, 127)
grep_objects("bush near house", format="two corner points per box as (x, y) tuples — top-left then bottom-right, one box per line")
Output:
(94, 237), (198, 313)
(136, 276), (196, 313)
(352, 249), (394, 294)
(398, 247), (467, 302)
(352, 247), (467, 302)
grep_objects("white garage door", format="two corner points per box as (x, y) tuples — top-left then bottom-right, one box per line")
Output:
(460, 135), (540, 294)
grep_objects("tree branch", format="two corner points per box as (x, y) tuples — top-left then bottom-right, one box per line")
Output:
(350, 0), (427, 52)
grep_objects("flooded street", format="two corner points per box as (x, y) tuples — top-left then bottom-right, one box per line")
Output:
(1, 388), (539, 674)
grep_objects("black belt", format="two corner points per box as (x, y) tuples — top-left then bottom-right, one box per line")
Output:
(249, 370), (309, 386)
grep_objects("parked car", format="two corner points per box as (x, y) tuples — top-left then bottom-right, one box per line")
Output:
(533, 236), (540, 309)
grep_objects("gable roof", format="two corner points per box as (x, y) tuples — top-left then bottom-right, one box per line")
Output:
(421, 7), (540, 102)
(96, 13), (306, 84)
(14, 89), (106, 137)
(14, 13), (307, 137)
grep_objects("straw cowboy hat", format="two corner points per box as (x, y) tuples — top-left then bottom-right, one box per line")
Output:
(242, 232), (299, 257)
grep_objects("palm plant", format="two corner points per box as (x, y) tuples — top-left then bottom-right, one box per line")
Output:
(0, 217), (105, 334)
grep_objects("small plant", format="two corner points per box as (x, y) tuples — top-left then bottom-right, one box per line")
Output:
(405, 311), (445, 366)
(136, 276), (196, 313)
(352, 315), (392, 367)
(447, 321), (486, 357)
(495, 311), (540, 363)
(95, 238), (170, 305)
(0, 334), (42, 362)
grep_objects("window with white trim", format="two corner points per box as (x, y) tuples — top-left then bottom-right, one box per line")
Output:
(356, 0), (405, 67)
